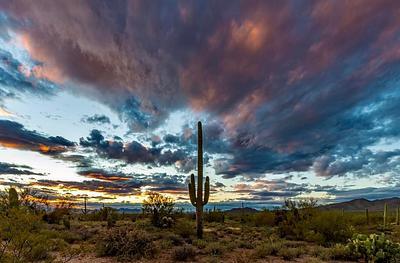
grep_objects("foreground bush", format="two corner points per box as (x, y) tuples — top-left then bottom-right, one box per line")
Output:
(0, 208), (52, 262)
(142, 192), (175, 227)
(97, 227), (156, 260)
(174, 219), (195, 238)
(348, 233), (400, 262)
(277, 201), (353, 245)
(172, 245), (196, 261)
(307, 211), (354, 245)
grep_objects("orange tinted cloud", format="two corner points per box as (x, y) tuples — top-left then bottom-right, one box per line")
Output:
(0, 107), (13, 117)
(20, 34), (64, 83)
(0, 120), (74, 155)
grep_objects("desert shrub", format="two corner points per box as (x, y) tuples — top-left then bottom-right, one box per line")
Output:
(206, 242), (225, 256)
(142, 192), (175, 227)
(193, 239), (207, 249)
(253, 240), (283, 258)
(237, 239), (255, 249)
(327, 244), (355, 260)
(62, 216), (71, 229)
(307, 211), (354, 245)
(277, 247), (303, 260)
(165, 233), (185, 246)
(231, 251), (252, 263)
(251, 210), (275, 227)
(309, 245), (331, 260)
(97, 227), (156, 260)
(172, 245), (196, 261)
(43, 204), (72, 224)
(158, 239), (174, 249)
(0, 208), (53, 262)
(276, 199), (318, 240)
(174, 219), (195, 238)
(347, 233), (400, 262)
(205, 210), (225, 223)
(0, 187), (49, 214)
(277, 202), (353, 245)
(59, 230), (83, 244)
(107, 211), (117, 228)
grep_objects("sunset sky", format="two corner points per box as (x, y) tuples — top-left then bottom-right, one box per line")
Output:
(1, 0), (400, 208)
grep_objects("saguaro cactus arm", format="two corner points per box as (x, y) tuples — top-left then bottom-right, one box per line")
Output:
(189, 173), (197, 206)
(204, 176), (210, 205)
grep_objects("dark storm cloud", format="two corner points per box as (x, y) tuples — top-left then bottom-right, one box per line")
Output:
(35, 171), (186, 195)
(77, 169), (131, 182)
(81, 114), (111, 125)
(33, 179), (142, 195)
(0, 120), (75, 154)
(232, 178), (309, 201)
(1, 1), (400, 179)
(80, 129), (197, 172)
(0, 162), (43, 175)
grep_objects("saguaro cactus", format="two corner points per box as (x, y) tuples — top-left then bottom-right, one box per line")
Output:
(396, 206), (399, 226)
(82, 196), (88, 215)
(383, 203), (388, 228)
(366, 208), (369, 225)
(8, 188), (19, 208)
(189, 121), (210, 239)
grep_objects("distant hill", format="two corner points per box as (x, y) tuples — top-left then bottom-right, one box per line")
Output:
(319, 197), (400, 212)
(225, 207), (259, 213)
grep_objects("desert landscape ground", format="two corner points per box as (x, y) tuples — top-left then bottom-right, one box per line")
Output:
(1, 188), (400, 263)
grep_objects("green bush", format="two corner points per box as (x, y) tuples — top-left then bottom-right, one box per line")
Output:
(96, 227), (156, 260)
(253, 240), (283, 258)
(62, 216), (71, 229)
(174, 219), (195, 238)
(251, 210), (275, 227)
(277, 247), (303, 260)
(142, 192), (175, 227)
(307, 211), (354, 245)
(192, 239), (207, 249)
(206, 242), (225, 256)
(329, 244), (355, 260)
(165, 233), (185, 246)
(172, 245), (196, 261)
(277, 208), (353, 245)
(205, 210), (225, 223)
(43, 206), (71, 225)
(347, 233), (400, 262)
(0, 208), (52, 262)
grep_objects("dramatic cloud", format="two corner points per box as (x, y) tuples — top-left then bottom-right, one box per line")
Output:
(34, 171), (186, 196)
(0, 1), (399, 180)
(78, 169), (131, 182)
(233, 178), (308, 201)
(33, 179), (142, 195)
(81, 114), (111, 125)
(0, 1), (400, 204)
(0, 120), (75, 154)
(80, 129), (196, 172)
(0, 162), (43, 175)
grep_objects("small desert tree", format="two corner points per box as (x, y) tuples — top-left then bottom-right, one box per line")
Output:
(142, 192), (175, 227)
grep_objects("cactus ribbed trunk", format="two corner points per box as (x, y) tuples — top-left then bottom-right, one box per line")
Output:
(188, 121), (210, 239)
(83, 197), (87, 214)
(383, 203), (388, 228)
(196, 121), (203, 239)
